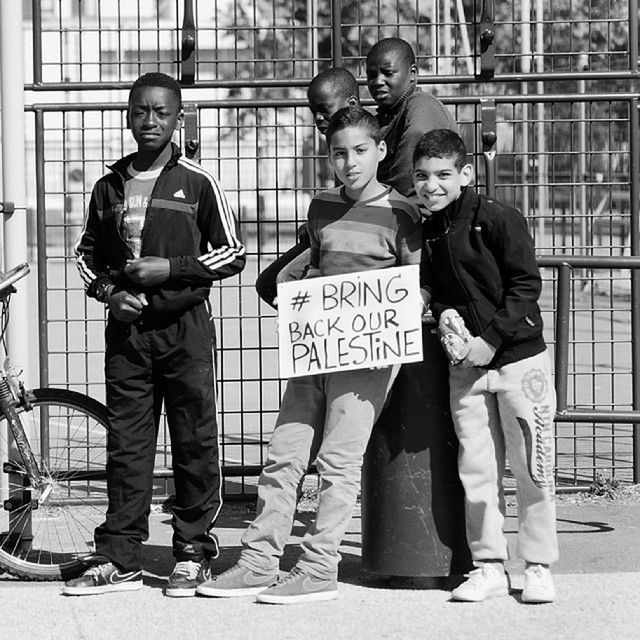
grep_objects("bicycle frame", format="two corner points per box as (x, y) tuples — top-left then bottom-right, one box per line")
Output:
(0, 263), (47, 497)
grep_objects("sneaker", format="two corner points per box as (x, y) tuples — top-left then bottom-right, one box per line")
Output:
(196, 563), (277, 597)
(62, 562), (143, 596)
(522, 563), (555, 603)
(165, 559), (211, 598)
(450, 562), (510, 602)
(255, 566), (338, 605)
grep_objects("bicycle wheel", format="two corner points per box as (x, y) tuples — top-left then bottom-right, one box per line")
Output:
(0, 388), (109, 580)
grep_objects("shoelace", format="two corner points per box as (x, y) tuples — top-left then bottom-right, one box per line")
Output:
(277, 566), (305, 586)
(464, 565), (503, 582)
(172, 561), (200, 579)
(84, 563), (113, 578)
(526, 564), (545, 580)
(463, 567), (485, 581)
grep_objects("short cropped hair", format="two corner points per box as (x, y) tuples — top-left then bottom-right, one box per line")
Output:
(129, 72), (182, 107)
(308, 67), (359, 100)
(325, 106), (382, 147)
(366, 37), (416, 67)
(413, 129), (468, 170)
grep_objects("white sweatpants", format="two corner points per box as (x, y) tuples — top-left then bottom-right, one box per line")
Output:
(449, 350), (558, 565)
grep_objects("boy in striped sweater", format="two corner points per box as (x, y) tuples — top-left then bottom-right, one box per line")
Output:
(197, 106), (422, 604)
(65, 73), (245, 597)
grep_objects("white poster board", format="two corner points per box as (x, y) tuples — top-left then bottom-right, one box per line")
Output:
(277, 265), (423, 378)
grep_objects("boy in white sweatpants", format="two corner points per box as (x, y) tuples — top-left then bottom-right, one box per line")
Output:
(414, 129), (558, 604)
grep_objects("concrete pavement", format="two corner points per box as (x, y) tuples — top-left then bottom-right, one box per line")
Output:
(1, 496), (639, 640)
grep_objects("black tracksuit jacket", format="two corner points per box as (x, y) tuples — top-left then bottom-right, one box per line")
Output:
(75, 143), (245, 321)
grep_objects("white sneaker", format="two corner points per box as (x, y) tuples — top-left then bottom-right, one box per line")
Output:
(451, 562), (510, 602)
(522, 563), (555, 603)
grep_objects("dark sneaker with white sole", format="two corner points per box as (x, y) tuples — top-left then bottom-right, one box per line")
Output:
(62, 562), (143, 596)
(256, 566), (338, 604)
(196, 563), (277, 597)
(165, 559), (212, 597)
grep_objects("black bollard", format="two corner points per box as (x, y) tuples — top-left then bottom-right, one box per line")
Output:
(361, 321), (472, 577)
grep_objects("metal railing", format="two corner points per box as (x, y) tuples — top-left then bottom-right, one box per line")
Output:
(540, 255), (640, 484)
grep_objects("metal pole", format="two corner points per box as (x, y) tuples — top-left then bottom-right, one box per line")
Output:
(578, 54), (589, 260)
(628, 0), (640, 483)
(308, 0), (318, 77)
(331, 0), (342, 67)
(520, 0), (531, 218)
(31, 0), (42, 86)
(443, 0), (452, 75)
(34, 110), (48, 390)
(535, 0), (547, 247)
(630, 98), (640, 483)
(1, 0), (31, 542)
(554, 264), (571, 414)
(1, 1), (30, 384)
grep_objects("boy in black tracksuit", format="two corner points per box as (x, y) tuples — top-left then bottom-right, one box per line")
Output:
(65, 73), (245, 597)
(415, 129), (557, 604)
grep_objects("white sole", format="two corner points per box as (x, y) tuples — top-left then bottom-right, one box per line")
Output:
(450, 584), (510, 602)
(196, 585), (270, 597)
(521, 592), (555, 604)
(164, 588), (197, 598)
(256, 590), (338, 605)
(62, 582), (143, 596)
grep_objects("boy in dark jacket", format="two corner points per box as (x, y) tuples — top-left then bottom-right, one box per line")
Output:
(65, 72), (245, 597)
(415, 129), (557, 604)
(255, 67), (360, 308)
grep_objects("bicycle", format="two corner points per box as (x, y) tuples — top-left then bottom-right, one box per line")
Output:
(0, 263), (110, 580)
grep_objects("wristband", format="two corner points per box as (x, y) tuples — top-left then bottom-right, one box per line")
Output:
(96, 282), (115, 304)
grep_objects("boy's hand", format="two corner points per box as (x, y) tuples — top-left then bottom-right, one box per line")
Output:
(107, 290), (148, 323)
(124, 257), (170, 286)
(461, 337), (496, 367)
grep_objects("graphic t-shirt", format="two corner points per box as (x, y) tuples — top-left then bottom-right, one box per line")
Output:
(121, 163), (162, 257)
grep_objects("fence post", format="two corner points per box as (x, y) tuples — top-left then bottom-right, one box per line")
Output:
(0, 0), (30, 386)
(331, 0), (342, 67)
(629, 0), (639, 483)
(480, 98), (497, 198)
(34, 110), (49, 390)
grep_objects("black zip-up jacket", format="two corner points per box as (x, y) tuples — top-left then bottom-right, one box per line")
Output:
(421, 186), (546, 368)
(76, 144), (245, 320)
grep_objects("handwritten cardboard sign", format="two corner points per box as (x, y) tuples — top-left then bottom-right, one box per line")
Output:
(277, 265), (423, 378)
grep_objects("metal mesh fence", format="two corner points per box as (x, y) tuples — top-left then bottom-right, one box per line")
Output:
(24, 0), (639, 493)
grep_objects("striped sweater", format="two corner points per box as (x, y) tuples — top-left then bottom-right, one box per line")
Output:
(307, 185), (422, 277)
(75, 143), (245, 320)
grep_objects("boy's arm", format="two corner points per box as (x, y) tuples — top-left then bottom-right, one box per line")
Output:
(391, 93), (458, 196)
(75, 187), (113, 302)
(404, 92), (458, 148)
(256, 243), (311, 308)
(480, 210), (542, 350)
(302, 204), (321, 279)
(398, 213), (423, 267)
(76, 186), (149, 322)
(419, 244), (449, 319)
(167, 175), (246, 285)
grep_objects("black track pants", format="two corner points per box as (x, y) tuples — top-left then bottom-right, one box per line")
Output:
(95, 303), (221, 571)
